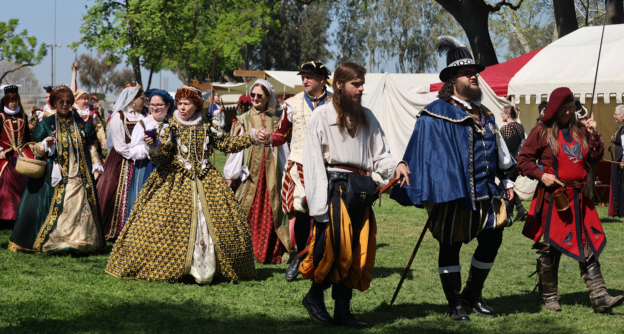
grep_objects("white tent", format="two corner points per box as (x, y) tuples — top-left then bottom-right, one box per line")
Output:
(508, 24), (624, 137)
(365, 73), (508, 157)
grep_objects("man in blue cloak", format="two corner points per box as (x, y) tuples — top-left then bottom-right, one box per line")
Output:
(391, 36), (516, 322)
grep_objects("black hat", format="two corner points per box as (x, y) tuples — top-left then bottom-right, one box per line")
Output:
(436, 36), (485, 82)
(43, 86), (53, 93)
(297, 61), (331, 79)
(574, 99), (588, 119)
(3, 85), (18, 95)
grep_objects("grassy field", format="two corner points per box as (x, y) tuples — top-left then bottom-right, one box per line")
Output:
(1, 152), (624, 333)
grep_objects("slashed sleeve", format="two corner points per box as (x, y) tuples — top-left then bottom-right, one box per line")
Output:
(270, 105), (292, 146)
(586, 128), (604, 164)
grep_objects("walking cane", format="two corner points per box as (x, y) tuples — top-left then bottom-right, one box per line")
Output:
(390, 220), (430, 307)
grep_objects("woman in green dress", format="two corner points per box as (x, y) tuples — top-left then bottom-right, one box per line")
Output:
(9, 86), (105, 254)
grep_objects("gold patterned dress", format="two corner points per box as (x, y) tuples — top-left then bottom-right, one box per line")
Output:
(106, 111), (258, 284)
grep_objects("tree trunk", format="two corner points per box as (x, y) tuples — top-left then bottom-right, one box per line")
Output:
(502, 9), (531, 53)
(147, 68), (154, 90)
(125, 0), (142, 86)
(552, 0), (578, 39)
(606, 0), (624, 24)
(435, 0), (499, 66)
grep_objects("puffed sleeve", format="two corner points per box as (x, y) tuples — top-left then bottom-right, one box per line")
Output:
(303, 112), (329, 222)
(212, 123), (257, 154)
(148, 123), (175, 165)
(517, 125), (547, 181)
(129, 121), (149, 161)
(586, 128), (604, 164)
(109, 112), (132, 159)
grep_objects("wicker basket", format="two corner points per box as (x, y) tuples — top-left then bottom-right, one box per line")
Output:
(15, 142), (47, 178)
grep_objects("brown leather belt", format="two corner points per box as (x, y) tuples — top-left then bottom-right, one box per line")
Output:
(535, 180), (587, 213)
(562, 181), (587, 190)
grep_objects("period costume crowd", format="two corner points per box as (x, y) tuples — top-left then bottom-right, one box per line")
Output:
(2, 36), (623, 329)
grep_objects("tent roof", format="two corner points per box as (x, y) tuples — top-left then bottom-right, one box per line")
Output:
(508, 24), (624, 104)
(430, 48), (542, 97)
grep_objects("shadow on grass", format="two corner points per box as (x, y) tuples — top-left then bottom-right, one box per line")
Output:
(1, 298), (580, 334)
(601, 217), (624, 223)
(372, 266), (414, 280)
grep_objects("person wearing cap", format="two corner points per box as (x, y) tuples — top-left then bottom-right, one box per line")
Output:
(609, 105), (624, 217)
(267, 61), (333, 281)
(74, 89), (107, 151)
(223, 79), (290, 264)
(391, 36), (515, 321)
(97, 83), (147, 240)
(0, 85), (34, 226)
(518, 87), (622, 313)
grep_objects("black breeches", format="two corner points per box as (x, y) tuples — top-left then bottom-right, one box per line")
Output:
(438, 228), (504, 267)
(294, 213), (312, 252)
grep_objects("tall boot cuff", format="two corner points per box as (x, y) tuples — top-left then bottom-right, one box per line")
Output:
(471, 257), (494, 270)
(438, 265), (461, 274)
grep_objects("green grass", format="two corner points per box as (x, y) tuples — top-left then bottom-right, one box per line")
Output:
(2, 160), (624, 333)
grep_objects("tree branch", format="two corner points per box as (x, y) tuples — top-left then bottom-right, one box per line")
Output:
(0, 63), (33, 86)
(488, 0), (524, 13)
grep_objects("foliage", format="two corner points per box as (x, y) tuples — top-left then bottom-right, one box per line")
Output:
(76, 53), (135, 95)
(370, 0), (459, 73)
(249, 0), (332, 71)
(332, 0), (369, 66)
(2, 178), (624, 333)
(0, 19), (47, 86)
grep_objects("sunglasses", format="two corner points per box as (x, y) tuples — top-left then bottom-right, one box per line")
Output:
(250, 93), (263, 99)
(456, 71), (480, 78)
(58, 100), (73, 105)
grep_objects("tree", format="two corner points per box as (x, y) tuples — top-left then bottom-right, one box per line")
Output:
(0, 60), (39, 94)
(250, 0), (332, 71)
(333, 0), (368, 66)
(0, 19), (47, 86)
(371, 0), (458, 73)
(75, 0), (145, 86)
(489, 0), (555, 59)
(606, 0), (624, 24)
(434, 0), (525, 67)
(75, 53), (135, 95)
(553, 0), (578, 38)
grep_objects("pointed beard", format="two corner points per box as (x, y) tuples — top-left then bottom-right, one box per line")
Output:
(456, 80), (482, 101)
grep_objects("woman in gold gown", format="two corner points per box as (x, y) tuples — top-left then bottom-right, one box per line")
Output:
(106, 85), (264, 284)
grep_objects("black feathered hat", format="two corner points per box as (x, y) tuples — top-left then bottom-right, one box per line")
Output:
(0, 85), (24, 114)
(436, 36), (485, 82)
(297, 61), (331, 79)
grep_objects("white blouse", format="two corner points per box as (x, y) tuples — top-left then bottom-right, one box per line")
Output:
(107, 107), (145, 160)
(303, 103), (402, 222)
(129, 117), (159, 161)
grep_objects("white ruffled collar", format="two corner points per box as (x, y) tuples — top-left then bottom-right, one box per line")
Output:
(4, 106), (20, 115)
(174, 110), (201, 126)
(76, 107), (90, 115)
(452, 95), (481, 110)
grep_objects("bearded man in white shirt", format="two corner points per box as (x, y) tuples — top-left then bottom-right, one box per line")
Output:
(300, 61), (410, 329)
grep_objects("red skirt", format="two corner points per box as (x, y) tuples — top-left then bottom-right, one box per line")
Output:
(0, 148), (34, 220)
(96, 148), (133, 239)
(247, 154), (284, 264)
(523, 185), (605, 262)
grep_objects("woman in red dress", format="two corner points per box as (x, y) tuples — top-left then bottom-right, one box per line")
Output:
(0, 85), (34, 225)
(518, 87), (623, 313)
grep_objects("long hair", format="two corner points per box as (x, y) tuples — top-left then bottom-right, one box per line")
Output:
(437, 81), (455, 101)
(540, 95), (587, 155)
(331, 62), (368, 136)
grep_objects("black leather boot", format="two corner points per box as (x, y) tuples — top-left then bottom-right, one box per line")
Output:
(440, 272), (470, 322)
(461, 265), (496, 317)
(580, 248), (624, 313)
(332, 282), (369, 329)
(534, 243), (562, 312)
(285, 256), (303, 282)
(513, 195), (528, 222)
(302, 282), (333, 326)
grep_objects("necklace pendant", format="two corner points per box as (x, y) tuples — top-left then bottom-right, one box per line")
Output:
(184, 161), (192, 170)
(180, 144), (188, 153)
(201, 159), (207, 170)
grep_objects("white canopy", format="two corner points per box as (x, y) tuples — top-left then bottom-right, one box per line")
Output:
(509, 24), (624, 104)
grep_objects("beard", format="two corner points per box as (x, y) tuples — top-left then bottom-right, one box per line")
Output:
(456, 79), (482, 101)
(342, 90), (364, 118)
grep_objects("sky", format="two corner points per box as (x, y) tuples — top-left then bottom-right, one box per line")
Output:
(0, 0), (184, 97)
(1, 0), (417, 100)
